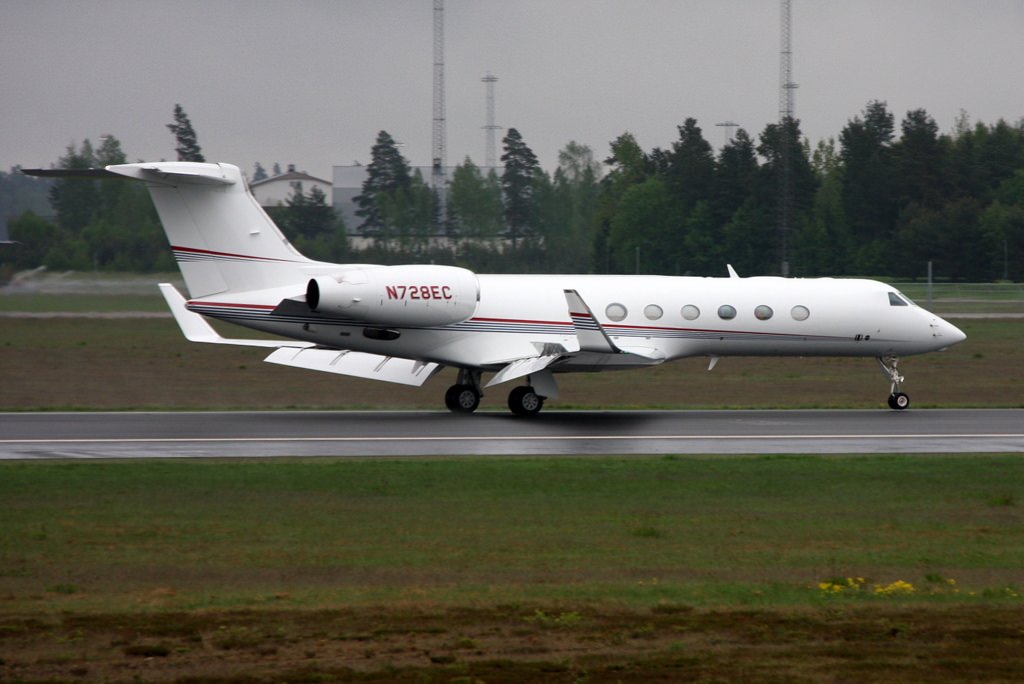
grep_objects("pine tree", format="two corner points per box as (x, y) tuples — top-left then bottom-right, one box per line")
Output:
(839, 101), (897, 272)
(49, 140), (99, 234)
(666, 118), (715, 212)
(166, 104), (205, 162)
(354, 131), (412, 236)
(500, 128), (540, 247)
(710, 128), (759, 228)
(894, 108), (946, 209)
(449, 157), (503, 238)
(593, 133), (650, 273)
(757, 118), (818, 274)
(544, 141), (600, 272)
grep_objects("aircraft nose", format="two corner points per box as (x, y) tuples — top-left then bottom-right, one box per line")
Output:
(932, 317), (967, 348)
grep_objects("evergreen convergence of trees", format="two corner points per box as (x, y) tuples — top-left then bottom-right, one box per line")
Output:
(3, 101), (1024, 281)
(349, 104), (1023, 280)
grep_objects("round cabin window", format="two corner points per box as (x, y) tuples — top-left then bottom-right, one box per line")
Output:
(681, 305), (700, 320)
(606, 303), (628, 322)
(718, 305), (737, 320)
(643, 304), (663, 320)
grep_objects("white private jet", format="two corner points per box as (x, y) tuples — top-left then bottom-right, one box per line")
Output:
(26, 162), (966, 415)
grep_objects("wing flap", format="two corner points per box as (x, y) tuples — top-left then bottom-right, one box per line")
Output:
(484, 354), (562, 388)
(265, 347), (441, 386)
(617, 346), (666, 362)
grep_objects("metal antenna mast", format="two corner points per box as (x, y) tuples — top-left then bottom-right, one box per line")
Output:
(778, 0), (798, 276)
(432, 0), (447, 228)
(482, 72), (500, 169)
(715, 120), (738, 148)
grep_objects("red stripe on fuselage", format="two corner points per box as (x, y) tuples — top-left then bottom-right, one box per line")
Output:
(171, 245), (298, 262)
(470, 316), (573, 327)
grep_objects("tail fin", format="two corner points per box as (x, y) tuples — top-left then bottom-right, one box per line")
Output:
(106, 162), (313, 298)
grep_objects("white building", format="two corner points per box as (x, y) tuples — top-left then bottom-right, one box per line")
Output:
(250, 165), (333, 207)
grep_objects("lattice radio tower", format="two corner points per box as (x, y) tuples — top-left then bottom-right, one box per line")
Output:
(778, 0), (798, 276)
(482, 73), (500, 169)
(432, 0), (448, 227)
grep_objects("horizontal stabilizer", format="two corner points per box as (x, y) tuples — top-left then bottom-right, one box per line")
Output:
(23, 163), (236, 186)
(159, 283), (312, 348)
(106, 162), (236, 186)
(21, 168), (122, 179)
(264, 348), (441, 386)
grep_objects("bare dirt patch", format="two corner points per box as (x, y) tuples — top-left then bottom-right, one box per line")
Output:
(2, 604), (1023, 682)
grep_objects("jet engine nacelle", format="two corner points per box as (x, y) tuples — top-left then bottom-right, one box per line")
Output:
(306, 264), (479, 327)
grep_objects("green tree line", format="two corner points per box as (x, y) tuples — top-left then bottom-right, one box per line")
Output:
(2, 101), (1023, 280)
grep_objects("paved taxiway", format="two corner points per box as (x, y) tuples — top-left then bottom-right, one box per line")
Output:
(1, 409), (1022, 459)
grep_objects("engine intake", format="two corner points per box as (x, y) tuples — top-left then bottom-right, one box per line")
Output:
(307, 264), (479, 327)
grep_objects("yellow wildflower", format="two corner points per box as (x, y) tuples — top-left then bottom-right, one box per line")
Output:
(874, 580), (915, 596)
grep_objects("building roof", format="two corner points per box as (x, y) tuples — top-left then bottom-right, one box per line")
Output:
(250, 170), (331, 188)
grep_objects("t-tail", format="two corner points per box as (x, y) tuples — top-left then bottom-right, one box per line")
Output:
(107, 162), (314, 298)
(26, 162), (314, 298)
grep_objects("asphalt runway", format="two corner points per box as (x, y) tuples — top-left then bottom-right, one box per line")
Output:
(1, 409), (1022, 459)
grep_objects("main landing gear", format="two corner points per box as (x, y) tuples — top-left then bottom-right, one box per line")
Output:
(878, 356), (910, 410)
(444, 370), (546, 416)
(445, 369), (482, 414)
(507, 385), (544, 417)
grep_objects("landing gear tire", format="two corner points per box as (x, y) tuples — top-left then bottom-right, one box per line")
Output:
(508, 385), (544, 417)
(445, 384), (480, 414)
(888, 392), (910, 411)
(878, 356), (910, 411)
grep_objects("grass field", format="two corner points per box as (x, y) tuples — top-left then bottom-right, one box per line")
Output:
(2, 283), (1023, 680)
(1, 455), (1023, 681)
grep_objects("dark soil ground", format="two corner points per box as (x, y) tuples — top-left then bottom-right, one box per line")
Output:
(4, 604), (1024, 683)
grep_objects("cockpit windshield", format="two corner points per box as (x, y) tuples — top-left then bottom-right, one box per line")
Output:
(888, 291), (915, 307)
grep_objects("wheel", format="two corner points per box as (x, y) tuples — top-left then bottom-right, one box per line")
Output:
(508, 385), (544, 416)
(891, 392), (910, 410)
(445, 384), (480, 413)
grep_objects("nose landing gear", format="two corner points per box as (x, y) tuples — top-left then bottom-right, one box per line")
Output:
(878, 356), (910, 410)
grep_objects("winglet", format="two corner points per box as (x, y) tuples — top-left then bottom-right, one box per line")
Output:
(563, 289), (618, 353)
(158, 283), (311, 348)
(726, 264), (740, 278)
(563, 289), (665, 363)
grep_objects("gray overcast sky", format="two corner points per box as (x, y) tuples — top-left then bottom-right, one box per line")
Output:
(3, 1), (1023, 180)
